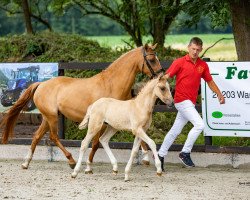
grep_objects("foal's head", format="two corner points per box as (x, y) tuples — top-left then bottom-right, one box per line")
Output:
(140, 44), (164, 78)
(154, 74), (173, 106)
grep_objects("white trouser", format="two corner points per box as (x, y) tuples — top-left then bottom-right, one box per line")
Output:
(158, 100), (204, 157)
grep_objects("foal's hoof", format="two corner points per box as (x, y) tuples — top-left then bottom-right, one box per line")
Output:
(142, 160), (150, 166)
(112, 170), (118, 175)
(157, 172), (162, 177)
(124, 174), (130, 182)
(71, 172), (77, 178)
(85, 170), (93, 174)
(21, 163), (28, 169)
(69, 163), (76, 169)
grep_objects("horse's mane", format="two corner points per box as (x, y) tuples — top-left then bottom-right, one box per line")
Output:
(102, 46), (142, 72)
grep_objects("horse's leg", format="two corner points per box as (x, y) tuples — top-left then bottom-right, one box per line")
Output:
(21, 118), (49, 169)
(47, 117), (76, 169)
(99, 126), (118, 174)
(140, 141), (150, 165)
(124, 136), (142, 182)
(72, 131), (98, 178)
(85, 125), (106, 174)
(137, 128), (162, 176)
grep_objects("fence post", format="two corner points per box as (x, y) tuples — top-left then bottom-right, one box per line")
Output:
(58, 66), (65, 139)
(202, 57), (213, 146)
(205, 136), (213, 146)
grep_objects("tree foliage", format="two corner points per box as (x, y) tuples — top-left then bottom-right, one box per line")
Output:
(49, 0), (182, 48)
(182, 0), (250, 60)
(0, 0), (53, 32)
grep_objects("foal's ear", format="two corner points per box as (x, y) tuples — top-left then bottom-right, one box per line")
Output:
(157, 73), (164, 81)
(164, 74), (169, 79)
(152, 43), (158, 50)
(144, 43), (149, 50)
(159, 73), (169, 81)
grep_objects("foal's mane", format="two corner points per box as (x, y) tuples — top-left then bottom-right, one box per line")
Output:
(136, 78), (159, 98)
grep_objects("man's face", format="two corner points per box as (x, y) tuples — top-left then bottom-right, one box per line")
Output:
(188, 43), (203, 61)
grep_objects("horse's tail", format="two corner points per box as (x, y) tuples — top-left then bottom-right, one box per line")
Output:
(79, 105), (93, 130)
(0, 82), (41, 144)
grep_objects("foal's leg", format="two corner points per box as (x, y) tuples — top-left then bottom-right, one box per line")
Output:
(47, 116), (76, 169)
(140, 141), (150, 165)
(71, 131), (97, 178)
(85, 125), (107, 174)
(21, 118), (49, 169)
(124, 136), (142, 181)
(137, 128), (162, 176)
(99, 126), (118, 174)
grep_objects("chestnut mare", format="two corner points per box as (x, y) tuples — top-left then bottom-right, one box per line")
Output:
(72, 74), (173, 181)
(0, 44), (164, 171)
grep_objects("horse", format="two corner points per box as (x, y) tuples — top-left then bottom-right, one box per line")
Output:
(0, 44), (164, 172)
(71, 74), (173, 181)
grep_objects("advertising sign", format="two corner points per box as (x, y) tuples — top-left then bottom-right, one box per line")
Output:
(0, 63), (58, 113)
(201, 62), (250, 137)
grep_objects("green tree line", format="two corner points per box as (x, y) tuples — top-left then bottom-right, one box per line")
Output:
(0, 9), (231, 36)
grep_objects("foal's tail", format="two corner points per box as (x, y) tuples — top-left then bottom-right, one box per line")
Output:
(0, 82), (41, 144)
(79, 105), (93, 130)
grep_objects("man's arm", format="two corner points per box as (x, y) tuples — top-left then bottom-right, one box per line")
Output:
(207, 80), (225, 104)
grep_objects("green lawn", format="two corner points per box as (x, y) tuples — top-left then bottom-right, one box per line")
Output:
(87, 34), (237, 61)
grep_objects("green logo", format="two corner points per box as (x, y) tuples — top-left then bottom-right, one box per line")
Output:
(212, 111), (223, 118)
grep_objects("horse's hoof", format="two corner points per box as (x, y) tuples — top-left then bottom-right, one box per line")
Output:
(69, 163), (76, 169)
(142, 160), (150, 166)
(112, 170), (118, 175)
(157, 172), (162, 176)
(21, 164), (28, 169)
(85, 170), (93, 174)
(124, 179), (130, 182)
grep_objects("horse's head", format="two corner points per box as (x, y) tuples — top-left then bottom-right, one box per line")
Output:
(154, 74), (173, 106)
(140, 43), (164, 79)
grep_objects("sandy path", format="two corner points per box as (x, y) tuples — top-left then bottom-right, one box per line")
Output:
(0, 159), (249, 200)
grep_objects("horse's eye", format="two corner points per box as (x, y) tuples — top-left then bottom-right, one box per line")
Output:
(149, 59), (156, 63)
(160, 87), (166, 91)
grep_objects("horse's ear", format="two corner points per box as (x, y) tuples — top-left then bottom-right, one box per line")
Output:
(144, 43), (149, 50)
(152, 43), (158, 50)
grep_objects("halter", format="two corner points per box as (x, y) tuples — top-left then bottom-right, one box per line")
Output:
(141, 47), (165, 79)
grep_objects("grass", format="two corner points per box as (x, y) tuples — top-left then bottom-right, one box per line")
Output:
(87, 34), (237, 61)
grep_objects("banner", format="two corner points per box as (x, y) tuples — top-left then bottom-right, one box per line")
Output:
(0, 63), (58, 113)
(201, 62), (250, 137)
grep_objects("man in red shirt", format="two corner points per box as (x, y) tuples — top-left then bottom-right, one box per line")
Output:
(158, 37), (225, 170)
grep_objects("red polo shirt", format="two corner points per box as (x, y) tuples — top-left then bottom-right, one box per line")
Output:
(167, 54), (212, 104)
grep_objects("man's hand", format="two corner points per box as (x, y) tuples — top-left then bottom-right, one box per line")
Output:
(218, 94), (225, 104)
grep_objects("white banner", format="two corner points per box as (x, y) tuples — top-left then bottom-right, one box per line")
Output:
(201, 62), (250, 137)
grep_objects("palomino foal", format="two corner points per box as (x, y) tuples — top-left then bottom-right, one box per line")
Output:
(72, 74), (173, 181)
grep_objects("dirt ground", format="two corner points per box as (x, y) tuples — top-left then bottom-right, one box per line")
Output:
(0, 159), (249, 200)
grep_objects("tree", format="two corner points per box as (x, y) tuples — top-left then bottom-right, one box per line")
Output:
(182, 0), (250, 61)
(52, 0), (145, 46)
(22, 0), (33, 34)
(51, 0), (182, 48)
(229, 0), (250, 61)
(0, 0), (53, 33)
(146, 0), (181, 48)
